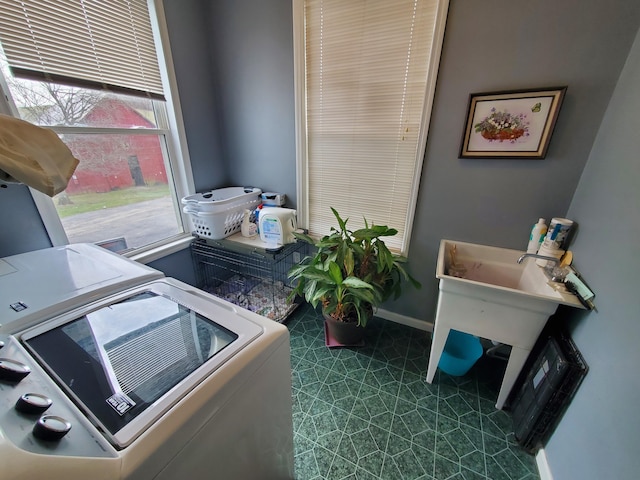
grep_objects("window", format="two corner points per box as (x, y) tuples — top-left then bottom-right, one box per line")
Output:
(0, 0), (193, 259)
(293, 0), (448, 254)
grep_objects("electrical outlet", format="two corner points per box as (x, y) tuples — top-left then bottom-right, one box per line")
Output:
(293, 252), (301, 264)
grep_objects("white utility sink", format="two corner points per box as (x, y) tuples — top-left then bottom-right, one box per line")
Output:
(426, 239), (583, 409)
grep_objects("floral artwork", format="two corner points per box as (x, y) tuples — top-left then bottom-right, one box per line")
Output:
(460, 87), (566, 159)
(474, 108), (529, 143)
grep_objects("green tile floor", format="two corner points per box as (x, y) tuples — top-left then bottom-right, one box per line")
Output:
(288, 303), (539, 480)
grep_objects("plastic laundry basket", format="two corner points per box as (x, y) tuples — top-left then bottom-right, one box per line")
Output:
(438, 330), (484, 376)
(182, 187), (262, 239)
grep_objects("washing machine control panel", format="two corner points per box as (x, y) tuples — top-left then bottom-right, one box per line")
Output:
(0, 334), (116, 457)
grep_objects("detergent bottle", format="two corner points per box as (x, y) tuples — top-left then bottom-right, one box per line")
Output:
(259, 207), (297, 245)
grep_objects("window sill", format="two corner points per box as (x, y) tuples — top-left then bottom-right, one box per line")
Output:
(126, 233), (194, 264)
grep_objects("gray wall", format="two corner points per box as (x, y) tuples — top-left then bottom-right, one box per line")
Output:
(207, 0), (298, 204)
(544, 27), (640, 480)
(399, 0), (640, 320)
(162, 0), (227, 192)
(148, 246), (197, 286)
(199, 0), (640, 321)
(0, 184), (50, 256)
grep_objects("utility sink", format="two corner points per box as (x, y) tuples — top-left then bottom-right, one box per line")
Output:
(436, 240), (582, 309)
(426, 240), (583, 409)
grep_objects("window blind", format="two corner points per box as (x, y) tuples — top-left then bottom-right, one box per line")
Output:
(0, 0), (164, 100)
(303, 0), (441, 253)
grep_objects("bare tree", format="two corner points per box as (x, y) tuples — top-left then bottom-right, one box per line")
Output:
(8, 78), (103, 126)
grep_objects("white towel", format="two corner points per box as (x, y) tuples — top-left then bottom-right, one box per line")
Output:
(0, 114), (79, 196)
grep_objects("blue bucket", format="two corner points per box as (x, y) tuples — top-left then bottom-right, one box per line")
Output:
(438, 330), (483, 376)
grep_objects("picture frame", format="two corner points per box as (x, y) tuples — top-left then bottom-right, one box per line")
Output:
(459, 86), (567, 159)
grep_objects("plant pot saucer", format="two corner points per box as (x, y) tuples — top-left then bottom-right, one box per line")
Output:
(324, 321), (364, 348)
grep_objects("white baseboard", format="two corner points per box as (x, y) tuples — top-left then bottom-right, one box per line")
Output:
(536, 448), (553, 480)
(376, 308), (433, 332)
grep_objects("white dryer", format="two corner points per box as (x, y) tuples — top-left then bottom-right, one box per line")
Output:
(0, 245), (294, 479)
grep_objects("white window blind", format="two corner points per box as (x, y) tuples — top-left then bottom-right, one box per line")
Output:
(301, 0), (445, 253)
(0, 0), (164, 99)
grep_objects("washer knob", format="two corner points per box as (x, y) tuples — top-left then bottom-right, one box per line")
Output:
(33, 415), (72, 441)
(15, 393), (53, 415)
(0, 358), (31, 382)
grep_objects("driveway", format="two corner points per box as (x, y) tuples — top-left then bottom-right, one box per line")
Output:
(62, 196), (183, 249)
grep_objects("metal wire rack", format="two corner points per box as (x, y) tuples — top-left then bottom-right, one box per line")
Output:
(191, 237), (306, 323)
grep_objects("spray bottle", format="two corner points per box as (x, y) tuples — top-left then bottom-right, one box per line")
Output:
(241, 209), (257, 237)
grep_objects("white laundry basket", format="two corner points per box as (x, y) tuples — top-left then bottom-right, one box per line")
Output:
(182, 187), (262, 239)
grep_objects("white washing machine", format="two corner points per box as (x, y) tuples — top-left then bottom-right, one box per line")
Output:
(0, 244), (294, 479)
(0, 243), (164, 334)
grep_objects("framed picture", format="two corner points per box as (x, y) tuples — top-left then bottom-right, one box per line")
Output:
(459, 86), (567, 159)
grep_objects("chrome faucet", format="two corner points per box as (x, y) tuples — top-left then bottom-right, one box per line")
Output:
(517, 253), (560, 266)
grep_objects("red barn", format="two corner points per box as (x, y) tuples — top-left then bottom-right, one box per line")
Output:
(64, 98), (168, 194)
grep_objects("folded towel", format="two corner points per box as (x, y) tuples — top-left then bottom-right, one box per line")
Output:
(0, 114), (79, 196)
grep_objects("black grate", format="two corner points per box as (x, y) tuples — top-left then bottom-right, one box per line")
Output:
(510, 329), (588, 453)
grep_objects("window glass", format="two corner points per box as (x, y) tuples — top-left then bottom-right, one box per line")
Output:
(0, 10), (187, 254)
(8, 78), (160, 129)
(57, 133), (180, 249)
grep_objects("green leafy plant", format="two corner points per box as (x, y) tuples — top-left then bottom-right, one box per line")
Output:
(288, 208), (420, 327)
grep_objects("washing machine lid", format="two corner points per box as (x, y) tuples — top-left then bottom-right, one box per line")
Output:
(0, 244), (163, 333)
(20, 279), (264, 449)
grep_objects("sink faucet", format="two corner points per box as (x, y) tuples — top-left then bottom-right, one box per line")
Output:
(517, 253), (560, 266)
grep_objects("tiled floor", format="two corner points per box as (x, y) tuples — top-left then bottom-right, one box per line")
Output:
(288, 303), (539, 480)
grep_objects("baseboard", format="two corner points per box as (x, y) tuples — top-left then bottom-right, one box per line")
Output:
(536, 448), (553, 480)
(376, 308), (433, 332)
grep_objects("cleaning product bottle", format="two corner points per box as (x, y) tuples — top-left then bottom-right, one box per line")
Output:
(527, 218), (547, 253)
(254, 204), (263, 233)
(241, 209), (257, 237)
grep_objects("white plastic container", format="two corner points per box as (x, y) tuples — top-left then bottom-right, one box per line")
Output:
(182, 187), (262, 239)
(527, 218), (547, 253)
(259, 207), (297, 245)
(260, 192), (286, 207)
(544, 217), (574, 249)
(241, 209), (257, 237)
(536, 239), (564, 267)
(182, 187), (261, 213)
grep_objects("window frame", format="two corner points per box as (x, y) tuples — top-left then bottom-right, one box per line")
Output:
(0, 0), (195, 263)
(292, 0), (450, 255)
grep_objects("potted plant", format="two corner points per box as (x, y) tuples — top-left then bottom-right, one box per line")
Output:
(288, 207), (420, 344)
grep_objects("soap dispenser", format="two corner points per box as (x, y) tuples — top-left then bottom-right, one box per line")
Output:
(527, 218), (547, 253)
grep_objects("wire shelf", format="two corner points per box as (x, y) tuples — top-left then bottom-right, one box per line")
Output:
(191, 238), (306, 323)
